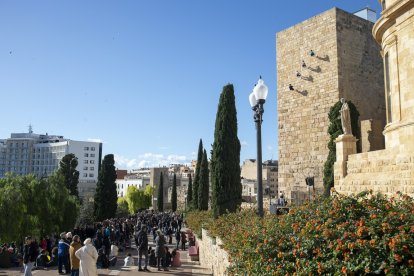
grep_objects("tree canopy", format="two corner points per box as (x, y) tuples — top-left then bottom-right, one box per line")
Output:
(157, 172), (164, 211)
(94, 154), (118, 221)
(198, 149), (209, 211)
(193, 139), (203, 210)
(172, 173), (177, 212)
(58, 153), (80, 199)
(211, 84), (241, 218)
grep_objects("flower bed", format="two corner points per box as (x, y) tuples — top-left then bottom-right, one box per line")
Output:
(187, 191), (414, 275)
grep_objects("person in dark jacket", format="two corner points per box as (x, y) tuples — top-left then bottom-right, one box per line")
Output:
(58, 232), (70, 274)
(23, 236), (37, 276)
(155, 230), (167, 271)
(136, 225), (150, 272)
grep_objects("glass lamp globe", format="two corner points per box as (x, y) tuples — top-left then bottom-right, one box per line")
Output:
(249, 92), (257, 107)
(253, 78), (268, 101)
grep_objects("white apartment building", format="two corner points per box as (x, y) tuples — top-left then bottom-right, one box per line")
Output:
(0, 130), (102, 197)
(116, 174), (151, 197)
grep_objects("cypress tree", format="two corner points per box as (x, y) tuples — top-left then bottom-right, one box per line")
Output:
(198, 149), (209, 211)
(172, 173), (177, 212)
(192, 139), (203, 209)
(187, 174), (193, 208)
(94, 154), (117, 221)
(157, 172), (164, 211)
(211, 84), (241, 218)
(58, 153), (80, 199)
(323, 100), (360, 196)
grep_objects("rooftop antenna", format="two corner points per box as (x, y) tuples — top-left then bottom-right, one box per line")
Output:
(28, 124), (33, 134)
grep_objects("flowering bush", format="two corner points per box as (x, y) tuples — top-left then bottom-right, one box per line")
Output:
(188, 191), (414, 275)
(185, 210), (213, 238)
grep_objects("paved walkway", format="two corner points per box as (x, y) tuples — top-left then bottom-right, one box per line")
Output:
(0, 232), (212, 276)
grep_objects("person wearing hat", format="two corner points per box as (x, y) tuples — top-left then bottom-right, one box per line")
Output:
(58, 232), (70, 275)
(23, 236), (37, 276)
(75, 238), (98, 276)
(69, 235), (81, 276)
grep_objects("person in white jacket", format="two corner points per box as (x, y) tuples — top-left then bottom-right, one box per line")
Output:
(75, 238), (98, 276)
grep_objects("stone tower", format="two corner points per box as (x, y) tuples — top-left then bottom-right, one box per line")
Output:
(334, 0), (414, 196)
(277, 7), (386, 204)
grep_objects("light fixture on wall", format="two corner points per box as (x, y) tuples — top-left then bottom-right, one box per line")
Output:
(302, 60), (307, 68)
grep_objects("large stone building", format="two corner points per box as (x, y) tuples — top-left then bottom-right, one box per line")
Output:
(277, 8), (386, 204)
(0, 129), (102, 198)
(335, 0), (414, 196)
(240, 159), (278, 200)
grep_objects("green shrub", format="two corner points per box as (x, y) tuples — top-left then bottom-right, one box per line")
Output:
(195, 191), (414, 275)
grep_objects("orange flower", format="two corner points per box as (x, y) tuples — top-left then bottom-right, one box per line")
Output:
(408, 259), (414, 267)
(394, 253), (402, 263)
(341, 266), (347, 274)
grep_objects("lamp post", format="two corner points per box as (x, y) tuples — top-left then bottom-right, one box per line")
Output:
(249, 76), (269, 217)
(267, 184), (272, 206)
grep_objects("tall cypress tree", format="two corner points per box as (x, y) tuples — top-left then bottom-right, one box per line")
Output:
(157, 172), (164, 211)
(94, 154), (117, 221)
(58, 153), (80, 199)
(198, 149), (209, 211)
(171, 173), (177, 212)
(211, 84), (241, 218)
(187, 174), (193, 208)
(192, 139), (203, 209)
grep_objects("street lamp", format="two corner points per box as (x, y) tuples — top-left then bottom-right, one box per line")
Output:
(249, 76), (269, 217)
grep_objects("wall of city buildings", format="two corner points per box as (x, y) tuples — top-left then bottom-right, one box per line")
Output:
(0, 131), (102, 198)
(277, 7), (385, 205)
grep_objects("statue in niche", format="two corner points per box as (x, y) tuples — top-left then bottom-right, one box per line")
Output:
(340, 98), (352, 135)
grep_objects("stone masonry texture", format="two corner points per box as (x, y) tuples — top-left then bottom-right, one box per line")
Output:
(277, 8), (385, 204)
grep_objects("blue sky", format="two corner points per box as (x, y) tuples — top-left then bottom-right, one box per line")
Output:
(0, 0), (381, 169)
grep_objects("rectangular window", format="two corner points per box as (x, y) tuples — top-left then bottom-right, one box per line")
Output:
(90, 154), (95, 157)
(90, 160), (95, 164)
(90, 167), (94, 171)
(84, 160), (88, 164)
(385, 52), (392, 123)
(91, 147), (95, 151)
(83, 173), (88, 177)
(83, 166), (88, 170)
(84, 147), (89, 151)
(89, 173), (94, 177)
(84, 153), (89, 157)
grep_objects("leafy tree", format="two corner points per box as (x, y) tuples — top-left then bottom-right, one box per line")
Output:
(198, 149), (209, 211)
(172, 173), (177, 212)
(58, 153), (80, 199)
(211, 84), (241, 218)
(193, 139), (203, 209)
(323, 100), (360, 196)
(94, 154), (118, 221)
(187, 174), (193, 208)
(76, 197), (95, 227)
(125, 186), (152, 214)
(116, 197), (129, 218)
(144, 185), (154, 208)
(157, 172), (164, 211)
(0, 173), (79, 242)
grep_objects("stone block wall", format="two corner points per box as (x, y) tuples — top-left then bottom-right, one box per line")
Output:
(198, 229), (230, 276)
(335, 148), (414, 195)
(277, 8), (385, 205)
(361, 119), (385, 152)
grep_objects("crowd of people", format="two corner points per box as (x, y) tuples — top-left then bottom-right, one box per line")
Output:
(0, 210), (193, 275)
